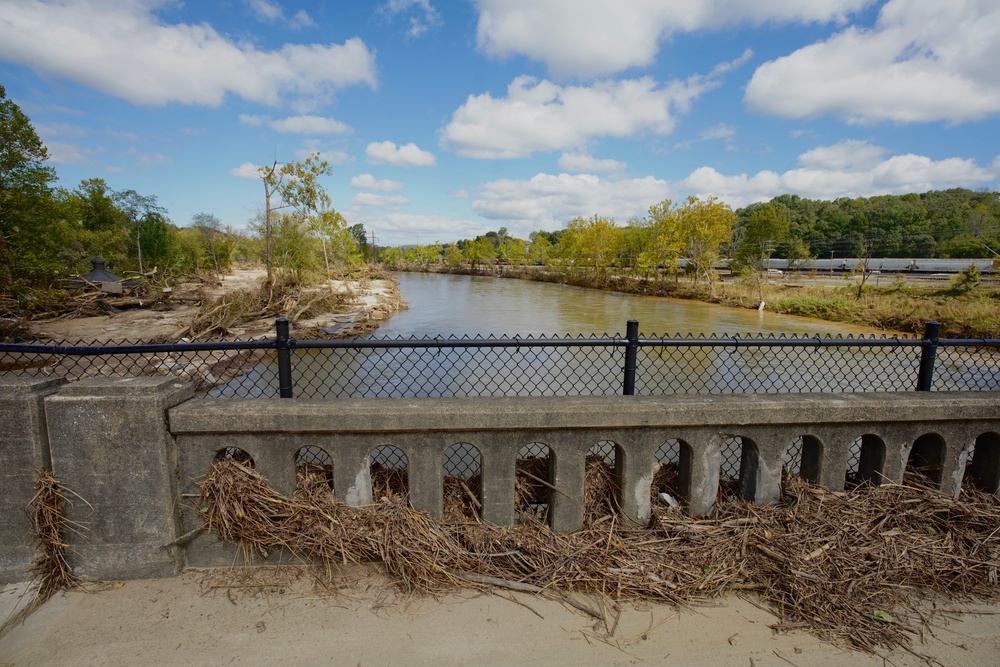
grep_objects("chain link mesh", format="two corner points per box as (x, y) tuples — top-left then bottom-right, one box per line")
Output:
(444, 443), (481, 479)
(3, 330), (997, 397)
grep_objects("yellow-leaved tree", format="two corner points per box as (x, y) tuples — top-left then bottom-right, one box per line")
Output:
(676, 196), (735, 290)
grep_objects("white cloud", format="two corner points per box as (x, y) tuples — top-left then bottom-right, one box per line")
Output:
(557, 152), (626, 173)
(366, 141), (437, 167)
(246, 0), (317, 28)
(679, 141), (999, 207)
(230, 162), (262, 179)
(45, 140), (91, 165)
(379, 0), (442, 37)
(473, 173), (671, 230)
(293, 143), (351, 164)
(0, 1), (375, 109)
(351, 174), (404, 191)
(353, 193), (410, 207)
(474, 0), (871, 77)
(344, 209), (484, 244)
(450, 189), (469, 199)
(268, 115), (350, 134)
(699, 123), (736, 142)
(128, 148), (169, 167)
(441, 69), (729, 159)
(745, 1), (1000, 124)
(34, 122), (89, 139)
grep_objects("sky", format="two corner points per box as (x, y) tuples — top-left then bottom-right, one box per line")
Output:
(2, 0), (1000, 246)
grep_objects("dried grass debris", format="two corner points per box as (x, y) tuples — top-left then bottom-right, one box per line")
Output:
(196, 457), (1000, 653)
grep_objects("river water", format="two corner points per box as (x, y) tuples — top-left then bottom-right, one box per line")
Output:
(376, 272), (890, 338)
(211, 272), (953, 400)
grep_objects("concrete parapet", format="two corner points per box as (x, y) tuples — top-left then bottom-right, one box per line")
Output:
(0, 376), (66, 583)
(170, 392), (1000, 544)
(44, 377), (193, 581)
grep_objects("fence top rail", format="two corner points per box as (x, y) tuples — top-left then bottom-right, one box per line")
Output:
(2, 334), (997, 356)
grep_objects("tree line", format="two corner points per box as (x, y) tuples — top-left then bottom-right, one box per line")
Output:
(384, 188), (1000, 283)
(0, 84), (371, 307)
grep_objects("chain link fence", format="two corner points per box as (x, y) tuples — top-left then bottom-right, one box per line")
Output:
(2, 320), (998, 398)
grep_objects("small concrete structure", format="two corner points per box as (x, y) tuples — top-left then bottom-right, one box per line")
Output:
(43, 377), (193, 580)
(1, 377), (999, 582)
(0, 377), (65, 583)
(68, 257), (139, 293)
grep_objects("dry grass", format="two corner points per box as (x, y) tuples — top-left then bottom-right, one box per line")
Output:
(196, 457), (1000, 653)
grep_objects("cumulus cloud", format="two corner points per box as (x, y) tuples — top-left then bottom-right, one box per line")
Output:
(0, 0), (376, 109)
(474, 0), (871, 77)
(267, 115), (350, 134)
(45, 140), (92, 165)
(557, 152), (626, 173)
(379, 0), (442, 37)
(246, 0), (316, 28)
(679, 140), (999, 208)
(351, 174), (404, 191)
(230, 162), (262, 179)
(440, 63), (740, 159)
(344, 209), (485, 244)
(294, 141), (352, 164)
(353, 193), (410, 207)
(745, 1), (1000, 124)
(128, 148), (169, 167)
(473, 173), (671, 230)
(366, 141), (437, 167)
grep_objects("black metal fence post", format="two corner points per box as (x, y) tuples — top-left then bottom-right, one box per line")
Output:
(276, 318), (294, 398)
(623, 319), (639, 396)
(915, 321), (941, 391)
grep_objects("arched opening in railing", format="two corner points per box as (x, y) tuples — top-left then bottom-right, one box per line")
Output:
(784, 435), (823, 484)
(443, 442), (481, 520)
(516, 442), (553, 522)
(586, 440), (621, 518)
(907, 433), (946, 488)
(846, 434), (886, 487)
(651, 438), (691, 508)
(294, 445), (334, 493)
(719, 435), (760, 501)
(370, 445), (409, 500)
(964, 432), (1000, 493)
(215, 446), (254, 467)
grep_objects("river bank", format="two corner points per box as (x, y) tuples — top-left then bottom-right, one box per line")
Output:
(396, 264), (1000, 338)
(26, 265), (406, 344)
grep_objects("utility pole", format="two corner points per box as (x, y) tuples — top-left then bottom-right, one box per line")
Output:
(368, 228), (379, 264)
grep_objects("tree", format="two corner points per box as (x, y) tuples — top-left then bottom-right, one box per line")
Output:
(640, 199), (684, 279)
(0, 84), (57, 292)
(258, 153), (333, 282)
(732, 203), (789, 301)
(676, 196), (735, 288)
(114, 190), (166, 276)
(192, 213), (224, 275)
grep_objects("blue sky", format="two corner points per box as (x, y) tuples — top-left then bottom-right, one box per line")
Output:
(2, 0), (999, 245)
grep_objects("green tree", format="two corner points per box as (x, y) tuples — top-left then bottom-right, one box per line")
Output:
(192, 213), (225, 275)
(114, 189), (167, 276)
(0, 84), (58, 292)
(257, 153), (333, 282)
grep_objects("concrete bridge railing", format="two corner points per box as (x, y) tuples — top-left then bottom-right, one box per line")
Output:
(2, 375), (999, 582)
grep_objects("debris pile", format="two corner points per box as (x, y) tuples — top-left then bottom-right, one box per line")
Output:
(196, 458), (1000, 652)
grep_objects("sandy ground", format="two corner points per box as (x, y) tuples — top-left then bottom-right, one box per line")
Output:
(29, 269), (403, 343)
(2, 569), (1000, 667)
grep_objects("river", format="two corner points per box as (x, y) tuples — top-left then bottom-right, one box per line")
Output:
(210, 272), (945, 400)
(375, 272), (891, 338)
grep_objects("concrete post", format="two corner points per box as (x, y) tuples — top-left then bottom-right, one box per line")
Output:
(45, 377), (193, 580)
(0, 377), (66, 583)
